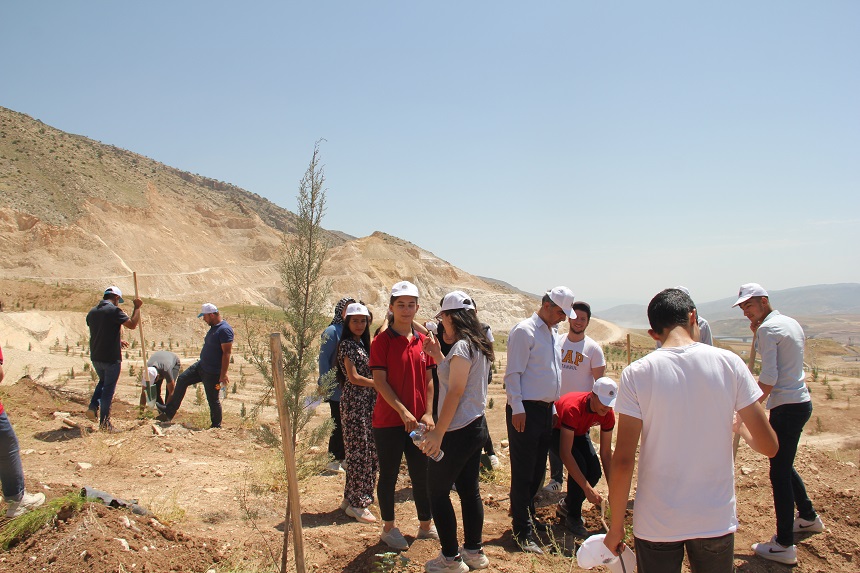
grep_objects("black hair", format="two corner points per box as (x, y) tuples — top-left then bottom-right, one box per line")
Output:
(341, 312), (371, 351)
(441, 308), (495, 363)
(572, 301), (591, 320)
(541, 293), (553, 306)
(647, 289), (696, 335)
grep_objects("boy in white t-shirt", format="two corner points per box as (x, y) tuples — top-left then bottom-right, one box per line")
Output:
(604, 288), (778, 573)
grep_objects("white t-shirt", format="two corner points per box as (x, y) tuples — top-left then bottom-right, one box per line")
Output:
(437, 339), (490, 431)
(556, 334), (606, 394)
(617, 343), (763, 542)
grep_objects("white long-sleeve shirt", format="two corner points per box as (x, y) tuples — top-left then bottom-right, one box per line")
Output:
(505, 312), (561, 415)
(757, 310), (810, 409)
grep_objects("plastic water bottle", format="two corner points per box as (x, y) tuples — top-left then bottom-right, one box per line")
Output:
(410, 423), (444, 461)
(219, 381), (227, 401)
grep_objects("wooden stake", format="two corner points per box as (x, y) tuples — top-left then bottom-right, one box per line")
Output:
(270, 333), (305, 573)
(626, 333), (632, 365)
(133, 272), (155, 407)
(733, 334), (758, 460)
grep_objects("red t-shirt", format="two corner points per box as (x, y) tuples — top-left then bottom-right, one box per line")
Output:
(554, 391), (615, 435)
(0, 344), (5, 416)
(369, 328), (436, 429)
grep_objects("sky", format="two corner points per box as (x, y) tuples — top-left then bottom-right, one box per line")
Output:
(2, 2), (858, 310)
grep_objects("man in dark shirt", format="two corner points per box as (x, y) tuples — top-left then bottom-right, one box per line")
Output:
(86, 286), (142, 430)
(157, 303), (233, 428)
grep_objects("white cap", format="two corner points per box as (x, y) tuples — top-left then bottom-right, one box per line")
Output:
(104, 286), (124, 303)
(547, 286), (576, 318)
(593, 377), (618, 408)
(674, 285), (691, 296)
(141, 366), (158, 387)
(391, 281), (419, 298)
(344, 303), (370, 317)
(576, 534), (635, 571)
(424, 321), (438, 334)
(198, 303), (219, 317)
(437, 291), (475, 316)
(732, 283), (769, 307)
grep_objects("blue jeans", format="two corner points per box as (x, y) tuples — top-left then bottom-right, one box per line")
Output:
(769, 400), (815, 546)
(634, 532), (734, 573)
(162, 362), (223, 428)
(0, 412), (25, 501)
(90, 360), (122, 427)
(427, 416), (489, 557)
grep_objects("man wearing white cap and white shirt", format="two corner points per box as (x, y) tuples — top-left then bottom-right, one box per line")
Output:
(86, 286), (142, 430)
(505, 286), (574, 553)
(733, 283), (824, 565)
(550, 377), (616, 540)
(605, 288), (777, 572)
(157, 304), (233, 428)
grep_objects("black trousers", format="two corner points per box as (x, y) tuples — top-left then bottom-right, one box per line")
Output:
(550, 429), (601, 525)
(506, 401), (554, 538)
(327, 400), (345, 461)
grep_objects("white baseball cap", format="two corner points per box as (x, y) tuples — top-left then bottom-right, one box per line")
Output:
(674, 285), (691, 296)
(344, 303), (370, 317)
(436, 291), (475, 318)
(732, 283), (769, 307)
(391, 281), (419, 298)
(141, 366), (158, 387)
(547, 286), (576, 318)
(576, 534), (635, 571)
(198, 303), (219, 317)
(593, 377), (618, 408)
(104, 286), (124, 303)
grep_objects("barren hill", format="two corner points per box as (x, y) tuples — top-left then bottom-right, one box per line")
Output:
(0, 107), (560, 333)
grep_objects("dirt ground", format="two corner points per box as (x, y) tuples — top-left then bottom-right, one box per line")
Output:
(0, 292), (859, 572)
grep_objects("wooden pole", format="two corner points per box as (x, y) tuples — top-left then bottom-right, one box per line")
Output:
(733, 335), (758, 460)
(133, 272), (155, 407)
(270, 333), (306, 573)
(626, 333), (632, 365)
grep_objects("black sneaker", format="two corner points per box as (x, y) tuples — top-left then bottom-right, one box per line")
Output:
(515, 535), (544, 554)
(565, 519), (589, 539)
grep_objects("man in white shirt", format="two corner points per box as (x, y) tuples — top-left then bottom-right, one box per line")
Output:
(545, 301), (606, 492)
(734, 283), (824, 565)
(505, 286), (574, 553)
(605, 288), (778, 573)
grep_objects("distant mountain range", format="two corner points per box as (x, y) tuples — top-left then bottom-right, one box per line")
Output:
(596, 283), (860, 343)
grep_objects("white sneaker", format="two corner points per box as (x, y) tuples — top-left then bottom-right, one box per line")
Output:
(325, 461), (344, 473)
(6, 492), (46, 518)
(417, 524), (439, 540)
(381, 527), (409, 550)
(488, 455), (500, 469)
(752, 535), (797, 565)
(424, 552), (468, 573)
(793, 513), (825, 533)
(345, 505), (377, 523)
(542, 479), (563, 492)
(459, 547), (489, 570)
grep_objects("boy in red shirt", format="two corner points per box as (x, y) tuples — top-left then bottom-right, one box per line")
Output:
(551, 377), (617, 538)
(370, 281), (437, 550)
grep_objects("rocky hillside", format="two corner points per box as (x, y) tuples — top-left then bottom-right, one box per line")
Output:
(0, 107), (544, 330)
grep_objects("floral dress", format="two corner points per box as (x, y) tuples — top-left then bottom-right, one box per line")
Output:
(338, 338), (378, 509)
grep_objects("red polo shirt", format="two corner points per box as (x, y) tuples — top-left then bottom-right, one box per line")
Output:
(369, 328), (436, 429)
(554, 391), (615, 435)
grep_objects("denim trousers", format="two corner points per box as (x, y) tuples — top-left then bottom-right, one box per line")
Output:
(163, 362), (223, 428)
(373, 425), (432, 523)
(90, 360), (122, 426)
(427, 416), (489, 557)
(506, 401), (554, 539)
(769, 400), (815, 546)
(0, 412), (25, 501)
(634, 532), (734, 573)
